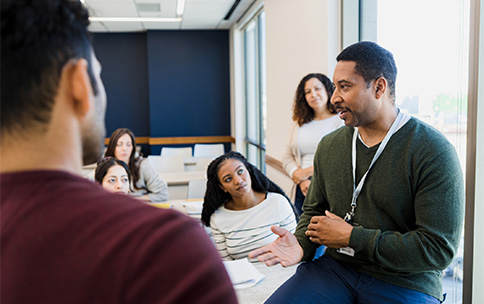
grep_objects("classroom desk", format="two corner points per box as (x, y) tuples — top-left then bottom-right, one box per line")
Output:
(235, 262), (298, 304)
(159, 170), (206, 185)
(159, 171), (206, 199)
(82, 154), (201, 176)
(183, 156), (198, 171)
(153, 199), (204, 219)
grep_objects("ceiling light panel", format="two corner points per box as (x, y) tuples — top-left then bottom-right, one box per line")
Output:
(137, 3), (161, 12)
(89, 2), (138, 17)
(180, 0), (233, 29)
(84, 0), (253, 32)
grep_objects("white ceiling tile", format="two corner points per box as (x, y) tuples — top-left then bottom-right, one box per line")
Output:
(144, 22), (181, 30)
(83, 0), (254, 32)
(85, 0), (133, 4)
(105, 22), (145, 32)
(181, 25), (216, 30)
(88, 3), (138, 17)
(216, 20), (232, 29)
(88, 22), (109, 32)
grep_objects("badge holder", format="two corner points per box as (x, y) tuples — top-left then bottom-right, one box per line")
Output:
(337, 212), (357, 257)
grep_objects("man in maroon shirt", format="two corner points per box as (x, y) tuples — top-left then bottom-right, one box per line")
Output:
(0, 1), (237, 303)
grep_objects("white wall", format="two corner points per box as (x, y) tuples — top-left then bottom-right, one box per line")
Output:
(263, 0), (340, 190)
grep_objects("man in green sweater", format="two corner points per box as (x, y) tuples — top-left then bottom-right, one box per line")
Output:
(250, 41), (464, 303)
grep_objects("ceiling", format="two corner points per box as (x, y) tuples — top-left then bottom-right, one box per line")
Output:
(84, 0), (256, 32)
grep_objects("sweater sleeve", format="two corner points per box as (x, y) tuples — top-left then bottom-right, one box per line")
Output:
(349, 146), (464, 273)
(277, 195), (298, 233)
(140, 160), (169, 202)
(210, 216), (232, 261)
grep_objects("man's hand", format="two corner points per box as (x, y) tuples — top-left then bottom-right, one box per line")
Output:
(305, 211), (353, 248)
(249, 226), (303, 267)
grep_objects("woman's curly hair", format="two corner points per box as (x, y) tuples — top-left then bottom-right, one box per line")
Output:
(293, 73), (336, 126)
(201, 151), (297, 226)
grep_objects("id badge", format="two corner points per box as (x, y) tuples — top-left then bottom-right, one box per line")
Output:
(337, 247), (355, 257)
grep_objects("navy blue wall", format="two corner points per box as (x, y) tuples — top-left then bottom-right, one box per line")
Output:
(92, 33), (150, 138)
(92, 30), (231, 155)
(146, 31), (230, 154)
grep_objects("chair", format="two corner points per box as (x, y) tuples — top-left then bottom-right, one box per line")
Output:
(187, 179), (208, 199)
(193, 144), (225, 159)
(161, 147), (193, 158)
(193, 157), (213, 172)
(135, 145), (142, 158)
(147, 155), (184, 173)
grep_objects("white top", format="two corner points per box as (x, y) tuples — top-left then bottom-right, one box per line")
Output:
(210, 192), (297, 261)
(298, 115), (344, 171)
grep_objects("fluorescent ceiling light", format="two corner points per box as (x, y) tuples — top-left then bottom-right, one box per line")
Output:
(89, 17), (182, 22)
(176, 0), (185, 17)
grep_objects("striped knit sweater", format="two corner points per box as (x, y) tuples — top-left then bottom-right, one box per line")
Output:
(210, 192), (297, 260)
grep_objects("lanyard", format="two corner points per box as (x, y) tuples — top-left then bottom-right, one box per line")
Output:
(344, 110), (404, 223)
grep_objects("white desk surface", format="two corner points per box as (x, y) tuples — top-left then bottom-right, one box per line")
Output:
(150, 199), (203, 218)
(183, 156), (198, 165)
(159, 171), (206, 185)
(236, 262), (298, 304)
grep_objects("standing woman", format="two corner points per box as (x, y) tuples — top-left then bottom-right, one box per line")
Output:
(201, 152), (297, 261)
(282, 73), (343, 216)
(105, 128), (168, 202)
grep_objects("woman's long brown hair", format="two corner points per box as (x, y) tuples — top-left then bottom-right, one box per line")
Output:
(104, 128), (144, 190)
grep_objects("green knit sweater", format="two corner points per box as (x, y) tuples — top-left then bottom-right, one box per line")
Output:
(294, 117), (464, 300)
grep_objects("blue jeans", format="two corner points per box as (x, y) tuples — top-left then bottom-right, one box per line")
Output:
(294, 184), (305, 217)
(265, 256), (442, 304)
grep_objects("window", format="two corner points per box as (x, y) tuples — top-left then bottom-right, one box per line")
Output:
(243, 10), (266, 170)
(358, 0), (470, 302)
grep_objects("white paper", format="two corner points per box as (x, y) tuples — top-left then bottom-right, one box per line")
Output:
(223, 258), (265, 289)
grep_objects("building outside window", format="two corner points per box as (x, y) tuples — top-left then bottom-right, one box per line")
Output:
(358, 0), (470, 302)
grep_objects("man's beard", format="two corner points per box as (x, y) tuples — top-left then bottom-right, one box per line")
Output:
(81, 110), (106, 166)
(82, 129), (105, 165)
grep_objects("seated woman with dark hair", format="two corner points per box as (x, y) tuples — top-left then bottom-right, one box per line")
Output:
(105, 128), (168, 202)
(95, 157), (131, 195)
(201, 151), (297, 261)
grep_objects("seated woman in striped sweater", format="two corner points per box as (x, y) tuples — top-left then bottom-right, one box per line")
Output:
(201, 151), (297, 261)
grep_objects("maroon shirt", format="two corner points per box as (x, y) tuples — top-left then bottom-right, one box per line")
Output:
(1, 170), (237, 304)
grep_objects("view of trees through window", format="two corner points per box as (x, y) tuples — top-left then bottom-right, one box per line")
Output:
(369, 0), (470, 302)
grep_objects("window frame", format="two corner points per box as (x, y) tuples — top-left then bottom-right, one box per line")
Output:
(347, 0), (481, 302)
(242, 9), (266, 171)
